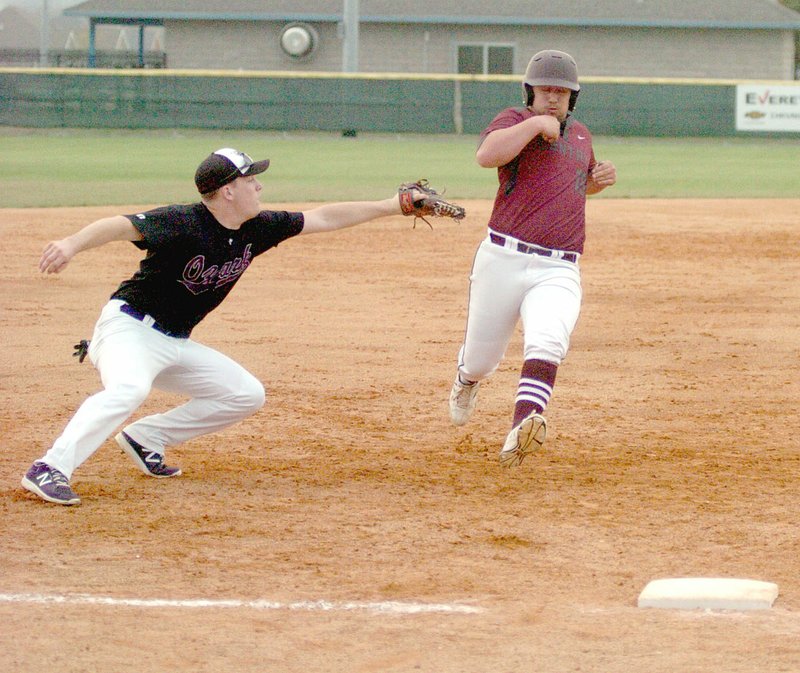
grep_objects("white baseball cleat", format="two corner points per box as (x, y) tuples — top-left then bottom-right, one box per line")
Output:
(449, 375), (480, 426)
(498, 412), (547, 468)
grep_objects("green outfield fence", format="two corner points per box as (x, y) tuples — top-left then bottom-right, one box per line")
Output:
(1, 68), (798, 137)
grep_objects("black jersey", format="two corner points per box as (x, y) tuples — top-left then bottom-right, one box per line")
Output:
(112, 203), (304, 337)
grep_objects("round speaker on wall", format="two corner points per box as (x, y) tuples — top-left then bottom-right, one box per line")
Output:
(279, 23), (318, 59)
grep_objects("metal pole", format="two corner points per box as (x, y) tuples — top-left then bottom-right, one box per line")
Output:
(39, 0), (49, 67)
(342, 0), (359, 72)
(139, 24), (145, 67)
(88, 20), (96, 67)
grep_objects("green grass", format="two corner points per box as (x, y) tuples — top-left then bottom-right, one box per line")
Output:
(0, 128), (797, 207)
(594, 136), (800, 198)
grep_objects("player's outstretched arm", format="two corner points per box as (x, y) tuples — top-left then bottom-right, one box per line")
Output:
(39, 215), (143, 274)
(299, 195), (401, 235)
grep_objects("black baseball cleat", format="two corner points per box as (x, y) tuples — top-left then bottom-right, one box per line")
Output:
(115, 432), (182, 478)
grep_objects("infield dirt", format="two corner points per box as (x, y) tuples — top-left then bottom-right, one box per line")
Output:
(2, 199), (799, 672)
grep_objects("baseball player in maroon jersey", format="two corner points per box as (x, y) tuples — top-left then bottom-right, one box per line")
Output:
(22, 148), (427, 505)
(449, 50), (617, 467)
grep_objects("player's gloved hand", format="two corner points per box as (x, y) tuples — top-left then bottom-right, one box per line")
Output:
(398, 179), (466, 229)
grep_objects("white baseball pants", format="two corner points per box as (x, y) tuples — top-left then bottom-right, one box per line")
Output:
(40, 299), (265, 478)
(457, 236), (583, 381)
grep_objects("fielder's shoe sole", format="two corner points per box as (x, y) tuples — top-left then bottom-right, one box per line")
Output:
(449, 376), (480, 426)
(115, 432), (182, 478)
(21, 461), (81, 505)
(498, 413), (547, 468)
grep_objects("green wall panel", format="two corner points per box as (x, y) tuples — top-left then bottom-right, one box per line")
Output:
(0, 70), (793, 137)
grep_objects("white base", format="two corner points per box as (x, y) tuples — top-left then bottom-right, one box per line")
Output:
(637, 577), (778, 611)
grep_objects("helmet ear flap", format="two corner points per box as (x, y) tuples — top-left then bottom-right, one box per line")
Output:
(524, 84), (534, 107)
(569, 90), (579, 111)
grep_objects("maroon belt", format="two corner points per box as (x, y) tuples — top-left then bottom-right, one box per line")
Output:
(489, 233), (578, 263)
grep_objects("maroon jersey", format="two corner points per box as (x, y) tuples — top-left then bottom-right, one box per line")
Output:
(480, 107), (596, 253)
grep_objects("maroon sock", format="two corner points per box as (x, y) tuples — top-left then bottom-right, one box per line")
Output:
(512, 359), (558, 427)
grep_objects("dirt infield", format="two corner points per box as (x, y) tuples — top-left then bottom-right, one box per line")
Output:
(2, 199), (799, 673)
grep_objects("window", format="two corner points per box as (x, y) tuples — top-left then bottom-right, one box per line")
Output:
(457, 44), (514, 75)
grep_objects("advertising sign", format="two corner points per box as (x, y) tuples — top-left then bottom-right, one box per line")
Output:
(736, 84), (800, 132)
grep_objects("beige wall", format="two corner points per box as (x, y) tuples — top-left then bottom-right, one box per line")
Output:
(568, 27), (794, 80)
(164, 20), (797, 80)
(166, 20), (341, 71)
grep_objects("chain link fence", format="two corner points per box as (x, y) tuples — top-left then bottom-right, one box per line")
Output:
(0, 49), (166, 68)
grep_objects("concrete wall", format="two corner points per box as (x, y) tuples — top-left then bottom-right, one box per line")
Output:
(162, 21), (798, 80)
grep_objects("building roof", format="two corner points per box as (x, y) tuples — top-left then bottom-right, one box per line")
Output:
(65, 0), (800, 30)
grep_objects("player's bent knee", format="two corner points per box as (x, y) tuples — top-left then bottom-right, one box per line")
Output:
(249, 383), (267, 412)
(235, 377), (266, 414)
(105, 381), (151, 411)
(460, 359), (501, 382)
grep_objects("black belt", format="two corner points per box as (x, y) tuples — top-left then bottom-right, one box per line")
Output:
(119, 304), (189, 338)
(489, 233), (578, 263)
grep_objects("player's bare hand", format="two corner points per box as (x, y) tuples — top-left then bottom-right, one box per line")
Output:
(590, 160), (617, 187)
(39, 239), (76, 274)
(535, 115), (562, 144)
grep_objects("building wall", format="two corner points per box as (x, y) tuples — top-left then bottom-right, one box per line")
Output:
(164, 20), (796, 80)
(0, 8), (39, 50)
(568, 27), (793, 80)
(165, 20), (341, 71)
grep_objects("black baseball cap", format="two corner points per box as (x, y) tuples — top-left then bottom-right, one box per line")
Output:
(194, 148), (270, 195)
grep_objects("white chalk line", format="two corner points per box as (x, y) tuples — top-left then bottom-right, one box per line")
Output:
(0, 592), (483, 615)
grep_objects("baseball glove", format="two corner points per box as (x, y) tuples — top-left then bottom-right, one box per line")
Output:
(72, 339), (90, 363)
(398, 179), (466, 228)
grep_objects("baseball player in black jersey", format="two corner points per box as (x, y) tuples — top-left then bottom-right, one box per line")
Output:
(22, 148), (421, 505)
